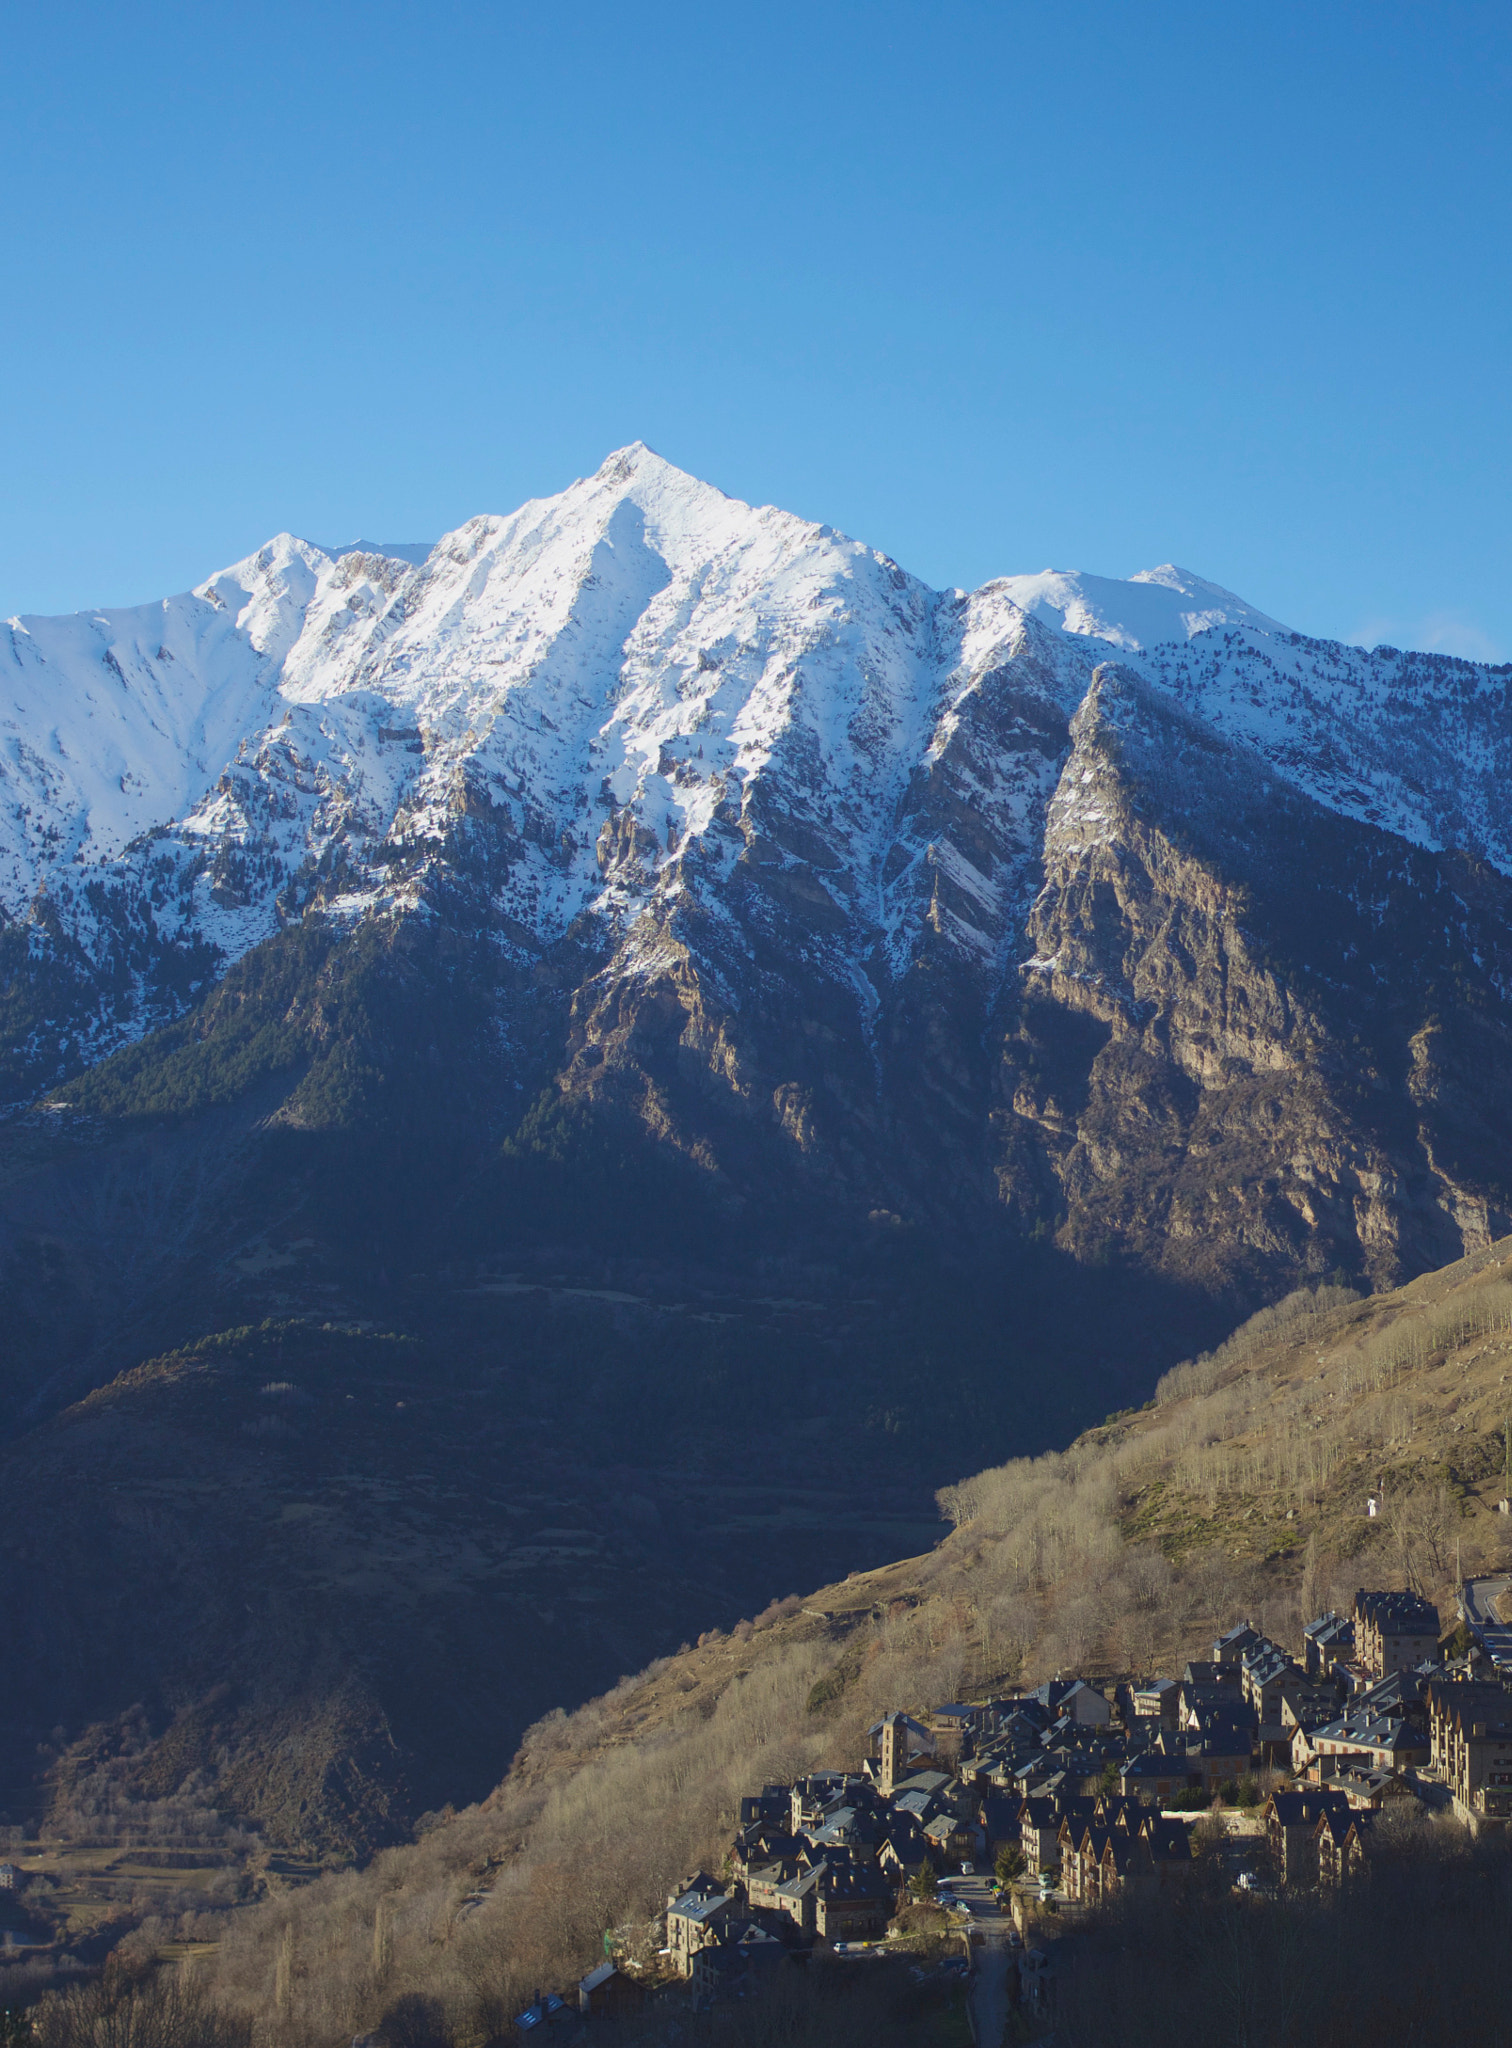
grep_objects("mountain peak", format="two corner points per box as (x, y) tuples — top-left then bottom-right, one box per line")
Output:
(593, 440), (683, 485)
(989, 565), (1287, 651)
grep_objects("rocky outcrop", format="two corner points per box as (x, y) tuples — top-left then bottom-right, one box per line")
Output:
(998, 668), (1512, 1292)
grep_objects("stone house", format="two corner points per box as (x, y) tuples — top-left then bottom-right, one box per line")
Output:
(769, 1865), (823, 1936)
(1305, 1713), (1429, 1776)
(1061, 1819), (1114, 1903)
(578, 1962), (643, 2018)
(1314, 1808), (1375, 1887)
(789, 1774), (864, 1834)
(1425, 1679), (1509, 1776)
(1240, 1642), (1304, 1738)
(1328, 1766), (1418, 1813)
(1263, 1788), (1351, 1888)
(927, 1704), (979, 1765)
(689, 1924), (785, 2009)
(666, 1879), (737, 1976)
(1212, 1622), (1264, 1669)
(1189, 1727), (1255, 1792)
(1352, 1590), (1440, 1681)
(1058, 1681), (1113, 1727)
(1303, 1612), (1355, 1678)
(877, 1834), (928, 1887)
(1118, 1748), (1188, 1806)
(1130, 1679), (1180, 1726)
(980, 1792), (1024, 1862)
(745, 1862), (799, 1915)
(1436, 1704), (1512, 1828)
(815, 1865), (892, 1941)
(1021, 1794), (1094, 1877)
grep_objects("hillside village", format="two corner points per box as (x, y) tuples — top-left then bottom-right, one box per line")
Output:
(514, 1579), (1512, 2033)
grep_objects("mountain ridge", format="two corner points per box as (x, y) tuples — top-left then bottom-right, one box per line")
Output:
(6, 446), (1512, 1313)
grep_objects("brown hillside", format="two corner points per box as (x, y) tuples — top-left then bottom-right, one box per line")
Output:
(194, 1235), (1512, 2044)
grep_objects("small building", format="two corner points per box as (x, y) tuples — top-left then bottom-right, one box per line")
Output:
(1118, 1749), (1189, 1806)
(1130, 1679), (1180, 1727)
(578, 1962), (643, 2018)
(1059, 1681), (1113, 1728)
(769, 1864), (823, 1936)
(1212, 1622), (1264, 1670)
(514, 1991), (572, 2032)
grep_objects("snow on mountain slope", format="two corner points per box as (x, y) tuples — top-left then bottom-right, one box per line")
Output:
(0, 538), (428, 914)
(5, 444), (1512, 1100)
(1139, 628), (1512, 870)
(988, 564), (1287, 650)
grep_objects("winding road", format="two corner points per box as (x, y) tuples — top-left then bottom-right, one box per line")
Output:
(1460, 1575), (1512, 1666)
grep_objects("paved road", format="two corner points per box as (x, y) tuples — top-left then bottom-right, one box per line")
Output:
(939, 1874), (1014, 2048)
(1461, 1575), (1512, 1665)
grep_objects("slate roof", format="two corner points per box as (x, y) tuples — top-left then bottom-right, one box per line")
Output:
(670, 1888), (733, 1923)
(1354, 1590), (1440, 1635)
(516, 1992), (569, 2031)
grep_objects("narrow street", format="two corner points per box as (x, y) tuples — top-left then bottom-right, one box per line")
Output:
(1461, 1574), (1512, 1665)
(940, 1872), (1013, 2048)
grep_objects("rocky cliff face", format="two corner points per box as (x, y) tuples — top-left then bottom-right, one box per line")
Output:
(1003, 667), (1512, 1293)
(5, 445), (1512, 1322)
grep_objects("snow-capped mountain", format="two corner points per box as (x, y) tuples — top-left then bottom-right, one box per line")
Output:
(6, 444), (1512, 1292)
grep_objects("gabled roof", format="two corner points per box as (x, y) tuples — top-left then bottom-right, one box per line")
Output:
(1215, 1621), (1261, 1651)
(670, 1888), (733, 1922)
(1265, 1788), (1351, 1824)
(1120, 1751), (1183, 1778)
(1183, 1663), (1241, 1690)
(1353, 1589), (1440, 1634)
(892, 1770), (952, 1796)
(868, 1712), (933, 1742)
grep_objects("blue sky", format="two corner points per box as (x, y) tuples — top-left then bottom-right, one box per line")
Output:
(3, 1), (1510, 656)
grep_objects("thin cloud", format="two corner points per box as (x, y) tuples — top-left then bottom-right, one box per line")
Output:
(1350, 613), (1504, 663)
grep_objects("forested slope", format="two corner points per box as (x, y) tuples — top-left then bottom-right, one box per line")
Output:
(176, 1234), (1512, 2043)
